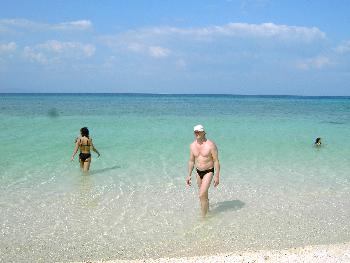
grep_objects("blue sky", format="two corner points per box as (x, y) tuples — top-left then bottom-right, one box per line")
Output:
(0, 0), (349, 95)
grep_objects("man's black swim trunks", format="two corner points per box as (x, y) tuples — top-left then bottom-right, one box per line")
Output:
(196, 167), (214, 179)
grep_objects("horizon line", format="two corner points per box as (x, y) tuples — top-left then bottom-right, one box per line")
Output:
(0, 92), (349, 98)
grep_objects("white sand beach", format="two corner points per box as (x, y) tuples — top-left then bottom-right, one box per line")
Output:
(70, 242), (350, 263)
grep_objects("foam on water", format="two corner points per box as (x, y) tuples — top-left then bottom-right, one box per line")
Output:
(0, 94), (350, 262)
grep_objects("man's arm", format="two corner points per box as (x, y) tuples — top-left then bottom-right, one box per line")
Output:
(186, 147), (195, 186)
(211, 143), (220, 187)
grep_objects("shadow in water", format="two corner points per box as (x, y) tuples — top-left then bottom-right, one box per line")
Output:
(211, 199), (245, 214)
(90, 165), (121, 175)
(325, 121), (345, 125)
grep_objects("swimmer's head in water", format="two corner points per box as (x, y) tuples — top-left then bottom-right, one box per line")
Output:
(315, 137), (321, 145)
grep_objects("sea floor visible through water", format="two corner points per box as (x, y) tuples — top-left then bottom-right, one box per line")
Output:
(0, 94), (349, 262)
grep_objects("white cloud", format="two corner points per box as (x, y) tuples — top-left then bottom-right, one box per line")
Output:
(127, 42), (145, 52)
(23, 46), (48, 64)
(100, 22), (326, 59)
(51, 20), (92, 30)
(296, 56), (332, 70)
(148, 46), (170, 58)
(335, 40), (350, 54)
(0, 19), (39, 29)
(81, 44), (95, 57)
(230, 23), (324, 41)
(37, 40), (95, 57)
(135, 22), (326, 42)
(0, 18), (92, 32)
(23, 40), (95, 64)
(124, 42), (170, 58)
(0, 42), (16, 53)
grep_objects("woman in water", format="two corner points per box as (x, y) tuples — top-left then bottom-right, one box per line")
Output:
(71, 127), (100, 172)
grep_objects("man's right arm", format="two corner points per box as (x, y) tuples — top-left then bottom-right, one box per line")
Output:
(186, 147), (195, 186)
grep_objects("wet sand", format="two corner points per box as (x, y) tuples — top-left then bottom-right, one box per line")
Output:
(70, 242), (350, 263)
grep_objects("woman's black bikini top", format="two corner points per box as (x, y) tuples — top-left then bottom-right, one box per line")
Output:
(79, 137), (91, 147)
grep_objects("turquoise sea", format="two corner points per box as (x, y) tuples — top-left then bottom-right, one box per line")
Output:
(1, 94), (350, 262)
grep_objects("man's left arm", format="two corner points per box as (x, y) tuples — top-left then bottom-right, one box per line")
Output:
(212, 143), (220, 187)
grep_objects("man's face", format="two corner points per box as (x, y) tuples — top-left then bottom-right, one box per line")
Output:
(194, 130), (204, 139)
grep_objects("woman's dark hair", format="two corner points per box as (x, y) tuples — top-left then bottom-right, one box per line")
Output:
(315, 137), (321, 144)
(80, 127), (89, 138)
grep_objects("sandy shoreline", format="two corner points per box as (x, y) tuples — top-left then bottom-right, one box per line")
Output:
(69, 242), (350, 263)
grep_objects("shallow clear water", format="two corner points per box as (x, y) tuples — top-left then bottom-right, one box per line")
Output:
(1, 94), (350, 262)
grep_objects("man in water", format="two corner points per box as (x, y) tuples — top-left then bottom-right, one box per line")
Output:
(186, 124), (220, 217)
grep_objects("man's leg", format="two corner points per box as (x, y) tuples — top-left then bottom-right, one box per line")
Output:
(198, 172), (213, 217)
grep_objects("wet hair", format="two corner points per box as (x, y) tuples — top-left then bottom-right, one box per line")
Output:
(315, 137), (321, 144)
(80, 127), (89, 138)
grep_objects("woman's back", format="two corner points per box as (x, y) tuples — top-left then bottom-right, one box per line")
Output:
(79, 137), (91, 153)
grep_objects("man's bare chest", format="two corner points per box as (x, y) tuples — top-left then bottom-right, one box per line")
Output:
(193, 146), (211, 158)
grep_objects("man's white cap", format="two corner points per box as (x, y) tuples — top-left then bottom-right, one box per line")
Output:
(193, 124), (205, 132)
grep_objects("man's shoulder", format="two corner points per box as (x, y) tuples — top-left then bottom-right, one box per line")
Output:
(206, 139), (216, 145)
(190, 141), (196, 147)
(206, 139), (218, 149)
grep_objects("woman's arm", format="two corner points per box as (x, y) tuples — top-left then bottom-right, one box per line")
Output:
(71, 140), (80, 161)
(90, 139), (101, 157)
